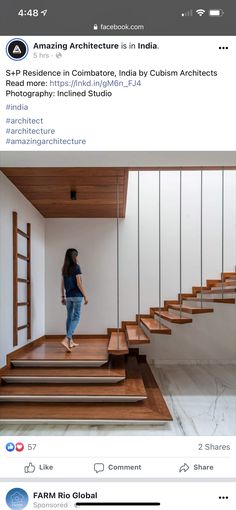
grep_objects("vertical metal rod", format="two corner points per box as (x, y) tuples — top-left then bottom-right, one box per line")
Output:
(200, 170), (203, 308)
(116, 177), (120, 349)
(137, 171), (141, 339)
(179, 171), (182, 317)
(221, 168), (225, 299)
(158, 171), (162, 324)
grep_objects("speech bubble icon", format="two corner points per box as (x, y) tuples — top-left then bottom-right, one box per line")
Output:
(94, 463), (104, 473)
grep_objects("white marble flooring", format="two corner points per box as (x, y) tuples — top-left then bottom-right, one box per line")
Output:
(0, 364), (235, 436)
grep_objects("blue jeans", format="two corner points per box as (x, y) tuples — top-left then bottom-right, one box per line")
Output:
(66, 297), (83, 340)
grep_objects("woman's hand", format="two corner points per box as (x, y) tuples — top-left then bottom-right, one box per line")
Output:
(61, 297), (66, 305)
(84, 297), (88, 305)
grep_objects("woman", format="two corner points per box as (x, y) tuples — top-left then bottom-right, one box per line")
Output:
(61, 248), (88, 352)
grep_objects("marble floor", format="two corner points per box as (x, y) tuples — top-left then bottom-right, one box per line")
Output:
(0, 364), (235, 436)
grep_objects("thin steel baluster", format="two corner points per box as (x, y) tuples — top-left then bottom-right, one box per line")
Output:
(179, 171), (182, 316)
(200, 170), (203, 308)
(221, 168), (225, 299)
(116, 177), (120, 349)
(137, 171), (141, 339)
(159, 171), (162, 325)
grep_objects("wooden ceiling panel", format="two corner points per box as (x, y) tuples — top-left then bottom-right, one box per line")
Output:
(1, 167), (128, 218)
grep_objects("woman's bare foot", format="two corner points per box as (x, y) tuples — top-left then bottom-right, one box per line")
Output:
(70, 340), (79, 348)
(61, 337), (71, 352)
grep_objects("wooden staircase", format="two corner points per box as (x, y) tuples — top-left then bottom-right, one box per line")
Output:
(0, 270), (235, 424)
(0, 337), (172, 423)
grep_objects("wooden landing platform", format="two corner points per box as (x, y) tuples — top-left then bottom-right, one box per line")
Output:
(0, 359), (172, 423)
(10, 338), (109, 367)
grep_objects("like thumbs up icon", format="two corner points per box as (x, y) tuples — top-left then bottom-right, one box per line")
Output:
(24, 462), (36, 473)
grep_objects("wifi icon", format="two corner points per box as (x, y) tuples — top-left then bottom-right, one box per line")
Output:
(196, 9), (206, 16)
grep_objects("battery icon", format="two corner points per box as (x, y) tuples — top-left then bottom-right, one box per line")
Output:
(209, 9), (224, 17)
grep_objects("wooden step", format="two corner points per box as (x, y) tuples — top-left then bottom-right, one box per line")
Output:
(168, 304), (214, 314)
(210, 283), (236, 289)
(184, 297), (235, 304)
(126, 324), (150, 345)
(0, 358), (126, 384)
(154, 311), (192, 324)
(200, 289), (236, 295)
(0, 357), (145, 403)
(222, 272), (236, 280)
(108, 332), (129, 355)
(0, 359), (172, 423)
(10, 338), (109, 367)
(141, 317), (171, 335)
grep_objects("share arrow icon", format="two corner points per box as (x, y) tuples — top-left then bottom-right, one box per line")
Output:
(179, 463), (190, 473)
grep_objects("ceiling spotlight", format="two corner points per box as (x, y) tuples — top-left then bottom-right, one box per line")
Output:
(70, 190), (77, 200)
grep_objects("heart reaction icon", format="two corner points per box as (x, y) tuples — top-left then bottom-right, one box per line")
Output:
(16, 442), (24, 452)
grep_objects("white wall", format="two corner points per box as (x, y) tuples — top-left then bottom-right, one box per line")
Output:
(0, 172), (45, 367)
(45, 170), (236, 362)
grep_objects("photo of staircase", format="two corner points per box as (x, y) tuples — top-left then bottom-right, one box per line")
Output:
(0, 163), (235, 432)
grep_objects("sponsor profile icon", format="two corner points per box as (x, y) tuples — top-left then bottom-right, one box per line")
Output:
(6, 38), (29, 60)
(6, 488), (29, 509)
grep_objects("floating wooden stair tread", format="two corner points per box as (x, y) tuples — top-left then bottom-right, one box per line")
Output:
(184, 297), (235, 304)
(126, 325), (150, 345)
(0, 357), (145, 403)
(108, 332), (129, 355)
(0, 359), (172, 423)
(168, 304), (214, 314)
(210, 283), (236, 289)
(1, 358), (126, 384)
(201, 289), (236, 295)
(10, 338), (109, 367)
(155, 311), (192, 324)
(141, 317), (171, 334)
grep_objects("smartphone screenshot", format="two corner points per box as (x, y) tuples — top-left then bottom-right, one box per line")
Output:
(0, 1), (236, 509)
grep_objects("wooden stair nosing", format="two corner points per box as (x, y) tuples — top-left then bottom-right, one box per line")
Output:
(167, 304), (214, 314)
(108, 332), (129, 355)
(0, 356), (146, 402)
(141, 317), (171, 335)
(0, 360), (172, 422)
(154, 311), (192, 324)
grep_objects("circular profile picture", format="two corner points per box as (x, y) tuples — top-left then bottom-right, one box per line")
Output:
(6, 488), (29, 509)
(6, 38), (29, 60)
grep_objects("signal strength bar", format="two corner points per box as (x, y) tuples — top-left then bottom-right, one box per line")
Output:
(181, 10), (193, 17)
